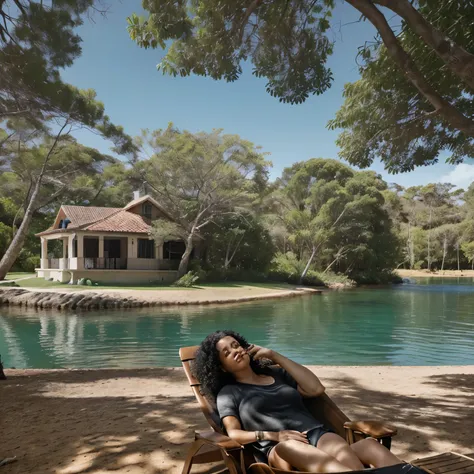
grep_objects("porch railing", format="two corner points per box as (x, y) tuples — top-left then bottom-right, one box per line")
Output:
(79, 258), (180, 271)
(48, 258), (60, 269)
(83, 258), (127, 270)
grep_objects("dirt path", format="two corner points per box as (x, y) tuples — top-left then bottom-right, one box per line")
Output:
(1, 366), (473, 474)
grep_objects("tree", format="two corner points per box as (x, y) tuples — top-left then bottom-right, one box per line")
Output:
(433, 224), (459, 271)
(1, 1), (111, 125)
(0, 89), (133, 280)
(201, 213), (274, 273)
(129, 0), (474, 171)
(275, 158), (399, 283)
(461, 241), (474, 270)
(133, 125), (270, 277)
(329, 0), (474, 173)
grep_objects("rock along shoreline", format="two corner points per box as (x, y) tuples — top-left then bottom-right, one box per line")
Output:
(0, 286), (321, 311)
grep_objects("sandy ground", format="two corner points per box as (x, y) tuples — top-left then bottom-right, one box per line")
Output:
(0, 285), (320, 306)
(397, 269), (474, 278)
(1, 366), (474, 474)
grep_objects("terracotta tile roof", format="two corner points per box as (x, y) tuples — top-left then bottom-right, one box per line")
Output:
(36, 195), (171, 236)
(62, 205), (122, 228)
(84, 210), (151, 233)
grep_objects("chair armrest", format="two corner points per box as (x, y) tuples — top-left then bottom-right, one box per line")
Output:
(196, 430), (243, 450)
(343, 420), (398, 438)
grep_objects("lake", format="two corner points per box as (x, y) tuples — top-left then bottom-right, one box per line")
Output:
(1, 278), (473, 368)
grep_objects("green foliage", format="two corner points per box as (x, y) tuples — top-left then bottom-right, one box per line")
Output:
(128, 1), (335, 105)
(203, 213), (275, 273)
(133, 125), (270, 276)
(274, 159), (400, 282)
(131, 0), (474, 172)
(172, 271), (199, 288)
(267, 252), (355, 286)
(461, 242), (474, 269)
(328, 1), (474, 173)
(267, 252), (322, 286)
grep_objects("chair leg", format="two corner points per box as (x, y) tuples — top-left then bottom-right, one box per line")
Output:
(182, 439), (243, 474)
(220, 450), (242, 474)
(182, 440), (204, 474)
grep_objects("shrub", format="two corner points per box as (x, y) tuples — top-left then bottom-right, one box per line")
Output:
(173, 271), (199, 288)
(188, 260), (208, 281)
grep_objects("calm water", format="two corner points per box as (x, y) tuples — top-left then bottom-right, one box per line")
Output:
(1, 278), (473, 368)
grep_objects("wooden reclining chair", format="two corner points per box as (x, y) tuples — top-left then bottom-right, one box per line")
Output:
(180, 345), (398, 474)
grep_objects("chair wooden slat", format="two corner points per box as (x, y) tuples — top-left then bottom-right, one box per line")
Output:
(436, 461), (474, 471)
(419, 455), (459, 467)
(422, 458), (469, 469)
(414, 454), (457, 465)
(180, 345), (199, 362)
(182, 360), (200, 387)
(304, 393), (350, 439)
(433, 466), (474, 474)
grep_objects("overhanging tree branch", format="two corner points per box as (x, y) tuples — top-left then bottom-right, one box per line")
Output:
(345, 0), (474, 137)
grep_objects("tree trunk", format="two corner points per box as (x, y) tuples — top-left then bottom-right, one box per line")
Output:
(376, 0), (474, 91)
(407, 222), (415, 269)
(457, 242), (460, 271)
(441, 235), (447, 271)
(224, 232), (245, 269)
(0, 120), (68, 280)
(177, 233), (194, 278)
(345, 0), (474, 137)
(0, 179), (41, 280)
(299, 246), (316, 284)
(427, 207), (432, 271)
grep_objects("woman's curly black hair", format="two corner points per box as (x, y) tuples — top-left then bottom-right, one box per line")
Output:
(192, 330), (272, 401)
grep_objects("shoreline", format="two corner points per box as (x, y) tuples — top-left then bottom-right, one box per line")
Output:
(0, 285), (321, 310)
(396, 269), (474, 278)
(2, 365), (473, 473)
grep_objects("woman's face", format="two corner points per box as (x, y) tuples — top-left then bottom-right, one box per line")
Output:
(216, 336), (250, 373)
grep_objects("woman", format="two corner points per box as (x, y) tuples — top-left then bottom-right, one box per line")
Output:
(193, 330), (402, 473)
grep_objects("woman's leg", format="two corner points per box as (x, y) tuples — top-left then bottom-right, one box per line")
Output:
(268, 440), (354, 473)
(350, 438), (402, 468)
(317, 433), (365, 470)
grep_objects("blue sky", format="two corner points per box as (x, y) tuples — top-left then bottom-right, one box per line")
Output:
(62, 0), (474, 190)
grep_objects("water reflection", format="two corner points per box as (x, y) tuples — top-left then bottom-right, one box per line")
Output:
(1, 280), (473, 368)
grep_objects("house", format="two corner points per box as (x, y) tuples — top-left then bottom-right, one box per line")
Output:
(35, 193), (199, 284)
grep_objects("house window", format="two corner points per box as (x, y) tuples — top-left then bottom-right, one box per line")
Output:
(138, 239), (155, 259)
(164, 241), (186, 260)
(142, 203), (152, 220)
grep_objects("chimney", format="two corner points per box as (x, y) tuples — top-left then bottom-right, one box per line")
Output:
(133, 190), (141, 201)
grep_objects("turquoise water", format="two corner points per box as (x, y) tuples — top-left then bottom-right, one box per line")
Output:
(1, 278), (473, 368)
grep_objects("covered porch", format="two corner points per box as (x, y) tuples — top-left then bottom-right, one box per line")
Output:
(36, 232), (190, 283)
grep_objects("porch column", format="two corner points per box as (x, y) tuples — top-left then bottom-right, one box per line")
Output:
(128, 236), (137, 258)
(76, 233), (84, 270)
(156, 242), (163, 260)
(59, 238), (68, 269)
(99, 235), (104, 258)
(40, 238), (48, 269)
(76, 234), (83, 258)
(68, 235), (74, 258)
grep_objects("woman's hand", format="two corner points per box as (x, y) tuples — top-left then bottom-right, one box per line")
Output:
(247, 344), (276, 361)
(276, 430), (309, 444)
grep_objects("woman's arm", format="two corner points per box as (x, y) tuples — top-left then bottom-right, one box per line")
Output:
(247, 344), (325, 397)
(222, 416), (309, 445)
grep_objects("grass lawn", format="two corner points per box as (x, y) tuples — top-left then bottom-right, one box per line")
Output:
(4, 272), (35, 280)
(1, 277), (294, 292)
(5, 277), (183, 291)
